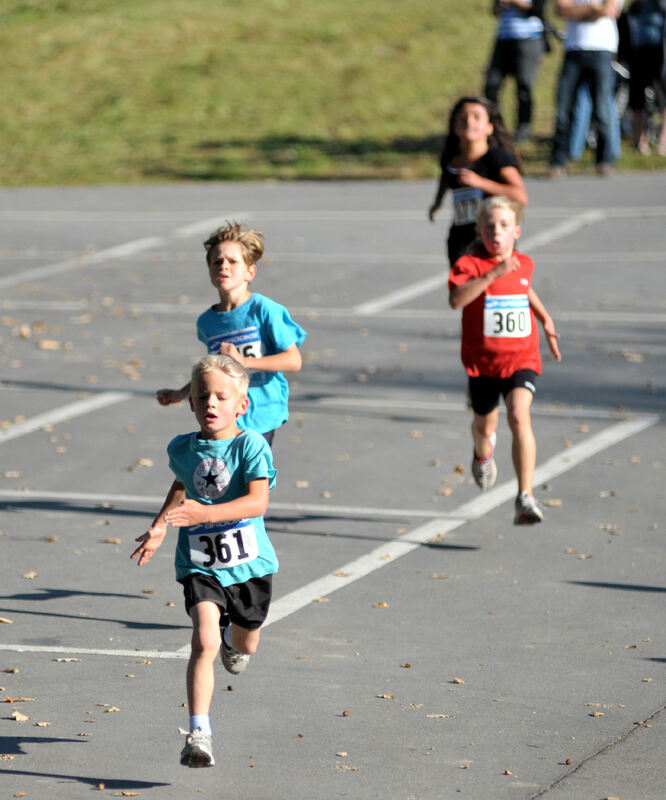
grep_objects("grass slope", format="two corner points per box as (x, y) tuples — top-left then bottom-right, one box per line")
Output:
(2, 0), (664, 185)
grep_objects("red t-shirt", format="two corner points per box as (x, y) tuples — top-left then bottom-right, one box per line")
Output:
(448, 250), (541, 378)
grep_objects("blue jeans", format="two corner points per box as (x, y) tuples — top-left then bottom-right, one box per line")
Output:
(551, 49), (617, 166)
(569, 81), (621, 162)
(484, 37), (545, 127)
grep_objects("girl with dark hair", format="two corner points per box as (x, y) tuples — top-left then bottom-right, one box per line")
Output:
(428, 96), (528, 266)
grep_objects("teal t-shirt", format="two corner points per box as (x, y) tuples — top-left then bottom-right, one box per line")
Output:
(168, 429), (278, 587)
(197, 293), (306, 434)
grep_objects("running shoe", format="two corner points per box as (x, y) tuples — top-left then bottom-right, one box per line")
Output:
(514, 492), (544, 525)
(180, 728), (215, 768)
(221, 638), (251, 675)
(471, 432), (497, 491)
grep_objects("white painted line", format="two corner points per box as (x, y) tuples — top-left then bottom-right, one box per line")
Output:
(172, 215), (250, 238)
(0, 237), (164, 290)
(309, 396), (637, 420)
(264, 413), (658, 626)
(0, 643), (189, 660)
(351, 273), (448, 315)
(0, 412), (658, 659)
(0, 392), (132, 444)
(348, 211), (607, 315)
(520, 209), (606, 250)
(0, 488), (458, 520)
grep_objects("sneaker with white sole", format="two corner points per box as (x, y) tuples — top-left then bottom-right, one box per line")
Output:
(180, 728), (215, 768)
(514, 492), (544, 525)
(471, 432), (497, 491)
(221, 638), (251, 675)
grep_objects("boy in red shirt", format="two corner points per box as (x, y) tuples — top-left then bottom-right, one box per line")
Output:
(448, 196), (561, 524)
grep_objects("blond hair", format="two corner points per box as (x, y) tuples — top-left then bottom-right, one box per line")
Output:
(477, 195), (524, 226)
(203, 221), (264, 267)
(191, 354), (249, 396)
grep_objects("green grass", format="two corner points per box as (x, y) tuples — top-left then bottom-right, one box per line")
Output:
(2, 0), (664, 185)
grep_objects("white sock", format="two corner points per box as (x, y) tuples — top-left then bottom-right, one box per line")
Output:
(190, 714), (211, 735)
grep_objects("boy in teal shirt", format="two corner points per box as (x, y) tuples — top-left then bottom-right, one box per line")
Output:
(133, 354), (277, 768)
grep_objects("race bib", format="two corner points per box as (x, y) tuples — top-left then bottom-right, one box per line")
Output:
(188, 519), (259, 570)
(208, 327), (263, 360)
(483, 294), (531, 338)
(452, 187), (482, 226)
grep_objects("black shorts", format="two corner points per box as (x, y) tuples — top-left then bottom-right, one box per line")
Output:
(468, 369), (537, 416)
(178, 572), (272, 631)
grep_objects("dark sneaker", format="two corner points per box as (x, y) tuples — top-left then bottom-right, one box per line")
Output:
(180, 728), (215, 768)
(471, 432), (497, 491)
(514, 493), (544, 525)
(221, 638), (250, 675)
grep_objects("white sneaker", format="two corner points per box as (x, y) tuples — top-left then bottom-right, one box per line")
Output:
(471, 432), (497, 491)
(221, 637), (251, 675)
(180, 728), (215, 768)
(514, 492), (544, 525)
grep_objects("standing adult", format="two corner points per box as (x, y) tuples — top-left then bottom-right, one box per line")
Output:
(618, 0), (666, 154)
(484, 1), (549, 141)
(549, 0), (624, 177)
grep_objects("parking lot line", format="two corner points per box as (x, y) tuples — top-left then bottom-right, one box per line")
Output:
(0, 392), (132, 444)
(0, 412), (656, 660)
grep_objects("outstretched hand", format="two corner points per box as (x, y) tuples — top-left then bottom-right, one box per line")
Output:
(130, 526), (167, 567)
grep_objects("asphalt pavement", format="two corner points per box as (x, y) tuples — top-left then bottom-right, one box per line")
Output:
(0, 173), (664, 800)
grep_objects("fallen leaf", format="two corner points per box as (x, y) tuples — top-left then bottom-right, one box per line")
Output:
(460, 764), (470, 769)
(0, 754), (14, 761)
(313, 597), (330, 603)
(599, 490), (616, 498)
(410, 430), (423, 438)
(625, 644), (638, 650)
(334, 571), (351, 578)
(376, 693), (395, 700)
(431, 573), (449, 579)
(294, 480), (309, 488)
(426, 713), (454, 718)
(542, 498), (562, 508)
(11, 710), (30, 722)
(35, 721), (51, 727)
(22, 571), (38, 580)
(0, 618), (14, 624)
(102, 538), (122, 544)
(3, 668), (18, 673)
(503, 770), (513, 775)
(372, 602), (389, 609)
(453, 464), (465, 474)
(597, 523), (621, 535)
(452, 677), (465, 685)
(3, 697), (35, 703)
(400, 663), (412, 669)
(589, 711), (605, 717)
(338, 765), (359, 772)
(53, 658), (81, 663)
(126, 458), (154, 472)
(105, 706), (122, 713)
(336, 751), (348, 757)
(37, 339), (62, 350)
